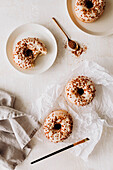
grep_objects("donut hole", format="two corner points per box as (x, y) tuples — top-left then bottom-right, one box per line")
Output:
(85, 0), (93, 9)
(77, 88), (84, 96)
(26, 49), (33, 56)
(54, 123), (61, 130)
(24, 48), (33, 58)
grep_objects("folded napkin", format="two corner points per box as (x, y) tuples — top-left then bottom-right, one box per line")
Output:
(0, 90), (40, 170)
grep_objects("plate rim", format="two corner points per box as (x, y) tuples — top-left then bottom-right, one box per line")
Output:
(6, 23), (57, 75)
(66, 0), (113, 37)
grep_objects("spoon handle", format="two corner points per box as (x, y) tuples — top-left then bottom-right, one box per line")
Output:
(52, 17), (69, 40)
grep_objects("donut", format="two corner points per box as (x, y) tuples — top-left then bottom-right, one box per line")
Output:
(74, 0), (106, 23)
(43, 110), (73, 143)
(65, 76), (96, 106)
(13, 37), (47, 69)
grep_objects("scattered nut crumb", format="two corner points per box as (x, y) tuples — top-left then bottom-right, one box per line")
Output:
(64, 40), (67, 49)
(64, 44), (67, 49)
(64, 40), (87, 57)
(72, 44), (87, 57)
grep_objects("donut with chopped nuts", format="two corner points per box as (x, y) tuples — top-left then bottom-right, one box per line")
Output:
(65, 76), (96, 106)
(13, 37), (47, 69)
(74, 0), (106, 23)
(43, 110), (73, 143)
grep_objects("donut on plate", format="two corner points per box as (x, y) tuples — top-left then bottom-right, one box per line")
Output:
(65, 76), (96, 106)
(13, 37), (47, 69)
(43, 110), (73, 143)
(74, 0), (106, 23)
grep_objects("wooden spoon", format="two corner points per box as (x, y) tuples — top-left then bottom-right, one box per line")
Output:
(52, 17), (78, 50)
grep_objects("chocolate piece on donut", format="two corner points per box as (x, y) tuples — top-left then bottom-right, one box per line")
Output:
(13, 37), (47, 69)
(43, 110), (73, 143)
(65, 76), (96, 106)
(74, 0), (106, 23)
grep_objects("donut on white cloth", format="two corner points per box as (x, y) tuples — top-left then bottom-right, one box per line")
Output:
(65, 76), (96, 106)
(43, 110), (73, 143)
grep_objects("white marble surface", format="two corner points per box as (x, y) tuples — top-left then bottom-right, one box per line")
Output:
(1, 0), (113, 170)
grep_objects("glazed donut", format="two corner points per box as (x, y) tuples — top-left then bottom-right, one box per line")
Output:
(65, 76), (96, 106)
(13, 37), (47, 69)
(43, 110), (73, 143)
(74, 0), (106, 23)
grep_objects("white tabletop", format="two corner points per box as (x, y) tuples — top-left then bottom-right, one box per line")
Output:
(1, 0), (113, 170)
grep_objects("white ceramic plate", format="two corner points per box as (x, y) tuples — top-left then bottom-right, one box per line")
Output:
(66, 0), (113, 36)
(6, 23), (57, 74)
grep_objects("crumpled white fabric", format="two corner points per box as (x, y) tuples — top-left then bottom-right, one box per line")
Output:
(0, 90), (40, 170)
(36, 60), (113, 160)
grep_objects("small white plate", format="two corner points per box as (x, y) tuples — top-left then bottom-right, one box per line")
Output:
(6, 23), (57, 74)
(66, 0), (113, 36)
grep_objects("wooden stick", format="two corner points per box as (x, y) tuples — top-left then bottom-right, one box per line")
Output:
(31, 138), (89, 165)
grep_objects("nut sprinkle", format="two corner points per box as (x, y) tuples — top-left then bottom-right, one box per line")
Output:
(72, 44), (87, 57)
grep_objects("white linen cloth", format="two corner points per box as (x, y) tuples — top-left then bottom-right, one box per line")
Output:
(36, 60), (113, 160)
(0, 90), (40, 170)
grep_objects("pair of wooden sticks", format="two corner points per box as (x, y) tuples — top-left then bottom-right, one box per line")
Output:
(31, 138), (89, 165)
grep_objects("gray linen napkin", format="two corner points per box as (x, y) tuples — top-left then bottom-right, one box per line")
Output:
(0, 90), (40, 170)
